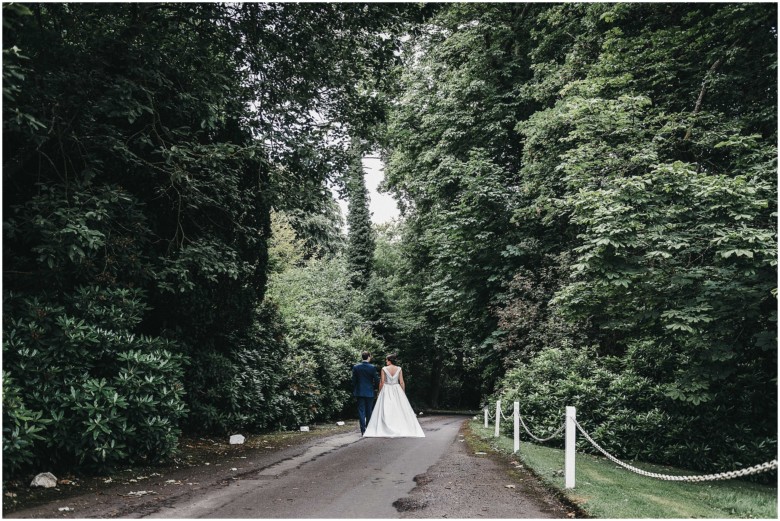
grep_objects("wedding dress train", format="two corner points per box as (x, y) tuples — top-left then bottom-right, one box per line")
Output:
(363, 366), (425, 438)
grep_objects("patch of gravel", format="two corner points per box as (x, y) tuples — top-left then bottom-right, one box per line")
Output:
(395, 422), (576, 519)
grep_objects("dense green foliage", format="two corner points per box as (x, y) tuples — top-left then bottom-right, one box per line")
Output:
(383, 3), (777, 474)
(2, 3), (417, 475)
(2, 2), (775, 482)
(3, 288), (186, 472)
(267, 249), (382, 427)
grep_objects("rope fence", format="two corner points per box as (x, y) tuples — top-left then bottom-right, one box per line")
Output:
(519, 414), (565, 443)
(482, 401), (777, 489)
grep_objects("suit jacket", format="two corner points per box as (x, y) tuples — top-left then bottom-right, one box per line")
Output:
(352, 361), (379, 398)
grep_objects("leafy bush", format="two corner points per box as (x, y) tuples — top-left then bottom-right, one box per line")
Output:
(2, 289), (186, 474)
(2, 372), (50, 475)
(495, 345), (776, 478)
(267, 257), (381, 428)
(185, 302), (290, 433)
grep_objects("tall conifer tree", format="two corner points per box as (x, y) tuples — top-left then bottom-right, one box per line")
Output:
(346, 141), (375, 289)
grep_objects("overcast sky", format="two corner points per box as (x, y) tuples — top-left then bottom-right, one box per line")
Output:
(333, 156), (400, 227)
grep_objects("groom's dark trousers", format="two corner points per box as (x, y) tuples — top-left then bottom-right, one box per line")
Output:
(352, 361), (379, 434)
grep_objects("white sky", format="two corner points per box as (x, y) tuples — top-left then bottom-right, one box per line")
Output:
(333, 156), (400, 226)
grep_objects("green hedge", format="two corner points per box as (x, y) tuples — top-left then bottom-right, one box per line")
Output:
(492, 346), (776, 480)
(3, 289), (186, 474)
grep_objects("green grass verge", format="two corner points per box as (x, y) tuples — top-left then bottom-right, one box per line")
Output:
(470, 421), (777, 519)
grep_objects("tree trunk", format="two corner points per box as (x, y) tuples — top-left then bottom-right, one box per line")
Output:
(429, 357), (443, 408)
(684, 56), (724, 140)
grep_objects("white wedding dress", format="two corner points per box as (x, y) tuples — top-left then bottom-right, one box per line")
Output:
(363, 366), (425, 438)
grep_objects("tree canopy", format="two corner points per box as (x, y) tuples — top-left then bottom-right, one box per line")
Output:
(381, 2), (776, 473)
(2, 2), (775, 481)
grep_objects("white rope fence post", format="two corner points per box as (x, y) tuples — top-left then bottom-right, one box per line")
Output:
(494, 399), (501, 438)
(513, 401), (520, 454)
(565, 406), (576, 489)
(479, 398), (776, 488)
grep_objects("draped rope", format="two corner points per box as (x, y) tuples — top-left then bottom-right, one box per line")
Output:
(573, 418), (777, 482)
(482, 404), (775, 482)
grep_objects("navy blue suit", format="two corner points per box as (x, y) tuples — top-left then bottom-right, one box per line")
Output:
(352, 361), (379, 434)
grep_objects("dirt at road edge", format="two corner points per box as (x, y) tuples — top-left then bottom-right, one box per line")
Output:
(3, 422), (358, 519)
(393, 421), (585, 519)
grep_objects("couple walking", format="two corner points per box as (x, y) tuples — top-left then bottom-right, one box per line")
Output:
(352, 352), (425, 438)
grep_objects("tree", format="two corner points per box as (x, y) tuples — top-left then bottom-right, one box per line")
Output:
(384, 2), (777, 471)
(383, 4), (546, 405)
(2, 2), (425, 474)
(346, 142), (375, 289)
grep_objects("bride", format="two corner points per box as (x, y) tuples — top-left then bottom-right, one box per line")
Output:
(363, 354), (425, 438)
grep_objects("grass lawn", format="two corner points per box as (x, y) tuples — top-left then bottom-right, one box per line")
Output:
(470, 421), (777, 519)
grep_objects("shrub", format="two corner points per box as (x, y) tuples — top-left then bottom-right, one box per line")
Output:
(2, 372), (50, 475)
(265, 258), (383, 429)
(2, 289), (187, 474)
(494, 345), (776, 479)
(185, 302), (290, 433)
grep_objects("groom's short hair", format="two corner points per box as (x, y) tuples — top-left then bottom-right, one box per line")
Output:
(361, 351), (371, 361)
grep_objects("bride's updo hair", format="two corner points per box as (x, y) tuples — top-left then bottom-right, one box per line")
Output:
(386, 353), (398, 365)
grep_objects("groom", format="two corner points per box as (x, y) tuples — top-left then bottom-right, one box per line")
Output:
(352, 351), (379, 435)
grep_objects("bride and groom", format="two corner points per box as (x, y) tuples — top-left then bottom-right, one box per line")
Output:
(352, 351), (425, 438)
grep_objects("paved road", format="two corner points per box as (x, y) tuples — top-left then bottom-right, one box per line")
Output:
(152, 415), (464, 518)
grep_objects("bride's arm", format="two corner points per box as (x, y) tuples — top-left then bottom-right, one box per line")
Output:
(399, 368), (405, 392)
(379, 368), (385, 392)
